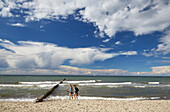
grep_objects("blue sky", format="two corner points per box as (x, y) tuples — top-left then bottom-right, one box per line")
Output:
(0, 0), (170, 76)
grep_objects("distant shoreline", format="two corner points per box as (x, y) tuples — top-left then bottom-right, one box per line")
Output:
(0, 74), (170, 77)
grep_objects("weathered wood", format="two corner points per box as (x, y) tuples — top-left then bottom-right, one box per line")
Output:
(34, 78), (66, 103)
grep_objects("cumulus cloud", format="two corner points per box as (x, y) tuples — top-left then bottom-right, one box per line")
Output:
(151, 66), (170, 75)
(0, 0), (18, 17)
(0, 65), (130, 75)
(0, 65), (169, 76)
(133, 66), (170, 76)
(0, 39), (137, 70)
(9, 23), (25, 27)
(0, 0), (170, 37)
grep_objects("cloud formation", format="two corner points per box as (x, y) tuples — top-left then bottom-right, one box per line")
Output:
(0, 64), (170, 76)
(0, 65), (130, 75)
(151, 66), (170, 75)
(0, 38), (137, 70)
(142, 30), (170, 57)
(0, 0), (170, 37)
(9, 23), (25, 27)
(155, 30), (170, 55)
(0, 39), (169, 76)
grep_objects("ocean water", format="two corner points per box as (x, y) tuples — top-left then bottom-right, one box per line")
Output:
(0, 75), (170, 102)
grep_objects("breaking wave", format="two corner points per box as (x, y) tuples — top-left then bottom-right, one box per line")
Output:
(0, 81), (170, 89)
(0, 96), (161, 102)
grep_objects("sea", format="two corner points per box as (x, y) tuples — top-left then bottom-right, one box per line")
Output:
(0, 75), (170, 102)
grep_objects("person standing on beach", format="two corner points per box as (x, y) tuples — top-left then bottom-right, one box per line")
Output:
(68, 84), (73, 99)
(73, 85), (79, 99)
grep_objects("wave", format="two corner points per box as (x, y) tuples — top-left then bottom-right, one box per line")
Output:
(19, 81), (60, 85)
(65, 80), (97, 83)
(0, 84), (59, 89)
(133, 86), (146, 88)
(1, 80), (170, 89)
(19, 80), (98, 85)
(0, 96), (160, 102)
(0, 98), (35, 102)
(0, 84), (33, 87)
(148, 82), (160, 84)
(1, 83), (170, 88)
(78, 82), (132, 86)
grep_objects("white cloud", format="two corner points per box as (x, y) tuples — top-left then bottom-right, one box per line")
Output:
(102, 39), (110, 43)
(131, 40), (136, 43)
(133, 66), (170, 76)
(119, 51), (137, 55)
(0, 0), (170, 37)
(115, 41), (121, 45)
(0, 38), (14, 45)
(151, 66), (170, 74)
(0, 0), (17, 17)
(142, 49), (154, 57)
(10, 23), (25, 27)
(0, 39), (137, 69)
(155, 30), (170, 55)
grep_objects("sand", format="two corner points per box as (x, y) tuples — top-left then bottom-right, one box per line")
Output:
(0, 100), (170, 112)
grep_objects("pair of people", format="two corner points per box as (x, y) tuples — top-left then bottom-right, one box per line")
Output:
(68, 84), (79, 99)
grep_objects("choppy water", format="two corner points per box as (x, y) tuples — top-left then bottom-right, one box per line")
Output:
(0, 75), (170, 102)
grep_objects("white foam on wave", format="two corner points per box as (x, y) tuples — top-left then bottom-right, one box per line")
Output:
(134, 86), (146, 88)
(20, 81), (60, 85)
(19, 80), (98, 85)
(47, 96), (160, 101)
(78, 82), (132, 86)
(0, 84), (64, 89)
(148, 82), (160, 84)
(0, 96), (161, 102)
(0, 98), (35, 102)
(107, 86), (121, 88)
(147, 85), (170, 87)
(38, 84), (57, 88)
(65, 80), (96, 83)
(0, 84), (33, 87)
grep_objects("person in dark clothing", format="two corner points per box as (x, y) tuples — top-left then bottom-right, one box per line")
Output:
(73, 85), (79, 99)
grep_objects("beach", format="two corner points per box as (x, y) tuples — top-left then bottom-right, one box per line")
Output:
(1, 76), (170, 112)
(0, 100), (170, 112)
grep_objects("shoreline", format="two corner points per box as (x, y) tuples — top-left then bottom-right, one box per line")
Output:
(0, 100), (170, 112)
(0, 96), (167, 102)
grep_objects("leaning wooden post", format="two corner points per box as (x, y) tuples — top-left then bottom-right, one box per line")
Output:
(34, 78), (66, 103)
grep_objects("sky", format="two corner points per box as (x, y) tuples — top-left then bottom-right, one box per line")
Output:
(0, 0), (170, 76)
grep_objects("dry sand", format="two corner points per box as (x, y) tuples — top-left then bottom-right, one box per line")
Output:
(0, 100), (170, 112)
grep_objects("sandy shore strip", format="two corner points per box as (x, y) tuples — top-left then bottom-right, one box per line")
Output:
(0, 100), (170, 112)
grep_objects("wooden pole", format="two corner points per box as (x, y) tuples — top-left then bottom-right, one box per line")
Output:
(34, 78), (66, 103)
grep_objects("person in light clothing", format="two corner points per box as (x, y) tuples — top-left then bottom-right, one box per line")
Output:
(67, 84), (73, 99)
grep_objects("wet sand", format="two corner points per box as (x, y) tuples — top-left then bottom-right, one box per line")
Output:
(0, 100), (170, 112)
